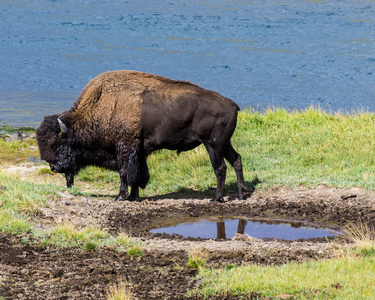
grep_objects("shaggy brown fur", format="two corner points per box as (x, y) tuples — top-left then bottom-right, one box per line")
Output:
(65, 71), (216, 147)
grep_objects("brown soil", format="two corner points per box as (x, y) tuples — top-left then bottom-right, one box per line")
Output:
(1, 165), (375, 299)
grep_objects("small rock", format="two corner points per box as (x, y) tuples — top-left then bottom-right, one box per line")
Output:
(50, 268), (64, 278)
(20, 268), (28, 275)
(81, 266), (95, 274)
(25, 133), (36, 140)
(27, 156), (46, 164)
(65, 276), (88, 286)
(6, 132), (23, 142)
(232, 233), (255, 242)
(36, 269), (52, 278)
(341, 193), (357, 200)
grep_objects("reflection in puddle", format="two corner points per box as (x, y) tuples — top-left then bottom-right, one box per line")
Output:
(150, 218), (339, 240)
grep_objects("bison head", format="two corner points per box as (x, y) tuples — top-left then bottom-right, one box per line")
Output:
(36, 114), (79, 187)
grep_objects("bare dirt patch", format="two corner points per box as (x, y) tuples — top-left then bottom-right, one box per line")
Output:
(2, 163), (47, 177)
(1, 165), (375, 299)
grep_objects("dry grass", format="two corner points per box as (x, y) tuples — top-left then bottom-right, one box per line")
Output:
(106, 279), (133, 300)
(344, 220), (375, 257)
(187, 248), (210, 269)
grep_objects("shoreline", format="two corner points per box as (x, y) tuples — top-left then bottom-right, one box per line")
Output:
(2, 106), (375, 134)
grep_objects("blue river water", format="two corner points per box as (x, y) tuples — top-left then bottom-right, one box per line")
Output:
(1, 0), (375, 127)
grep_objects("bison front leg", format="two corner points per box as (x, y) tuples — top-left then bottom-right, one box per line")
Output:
(127, 185), (139, 201)
(115, 168), (129, 201)
(115, 143), (144, 202)
(115, 142), (131, 201)
(115, 141), (149, 202)
(65, 172), (75, 188)
(125, 147), (149, 201)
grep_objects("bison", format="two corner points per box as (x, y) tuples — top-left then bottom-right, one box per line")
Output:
(36, 70), (247, 202)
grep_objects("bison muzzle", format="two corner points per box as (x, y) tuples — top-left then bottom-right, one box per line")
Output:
(36, 70), (247, 202)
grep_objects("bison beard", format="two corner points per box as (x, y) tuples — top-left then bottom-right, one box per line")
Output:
(36, 70), (247, 202)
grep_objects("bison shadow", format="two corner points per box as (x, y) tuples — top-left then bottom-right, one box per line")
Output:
(78, 177), (260, 202)
(139, 177), (260, 202)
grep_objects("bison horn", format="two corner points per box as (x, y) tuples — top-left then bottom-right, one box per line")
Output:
(58, 118), (68, 137)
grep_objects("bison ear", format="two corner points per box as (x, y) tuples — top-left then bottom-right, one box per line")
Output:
(58, 118), (68, 138)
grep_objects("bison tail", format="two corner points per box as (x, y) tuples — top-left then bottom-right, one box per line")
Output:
(127, 150), (150, 189)
(234, 102), (240, 111)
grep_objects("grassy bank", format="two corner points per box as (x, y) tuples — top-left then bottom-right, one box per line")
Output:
(235, 107), (375, 190)
(0, 173), (139, 254)
(192, 254), (375, 299)
(189, 221), (375, 299)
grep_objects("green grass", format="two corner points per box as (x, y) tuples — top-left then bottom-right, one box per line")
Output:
(126, 245), (143, 258)
(189, 218), (375, 299)
(0, 138), (40, 165)
(0, 210), (32, 234)
(40, 223), (108, 247)
(0, 125), (35, 134)
(0, 171), (52, 234)
(235, 107), (375, 190)
(0, 172), (140, 252)
(37, 167), (54, 176)
(39, 223), (137, 251)
(186, 248), (210, 269)
(0, 172), (55, 213)
(191, 255), (375, 299)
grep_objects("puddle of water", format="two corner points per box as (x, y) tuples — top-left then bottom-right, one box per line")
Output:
(149, 218), (339, 240)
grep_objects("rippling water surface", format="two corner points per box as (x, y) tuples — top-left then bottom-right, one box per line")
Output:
(1, 0), (374, 127)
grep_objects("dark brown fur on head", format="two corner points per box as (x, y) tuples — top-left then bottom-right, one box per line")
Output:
(36, 114), (80, 176)
(36, 114), (62, 164)
(36, 111), (146, 189)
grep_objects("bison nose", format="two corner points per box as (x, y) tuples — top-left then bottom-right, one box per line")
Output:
(50, 164), (56, 172)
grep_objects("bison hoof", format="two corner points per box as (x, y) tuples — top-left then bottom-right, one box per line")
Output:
(126, 195), (137, 201)
(115, 194), (126, 201)
(210, 197), (225, 203)
(238, 194), (247, 200)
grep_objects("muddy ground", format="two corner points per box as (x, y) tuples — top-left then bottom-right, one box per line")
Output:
(1, 164), (375, 299)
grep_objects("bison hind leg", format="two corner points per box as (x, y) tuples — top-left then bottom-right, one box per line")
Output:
(224, 143), (247, 200)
